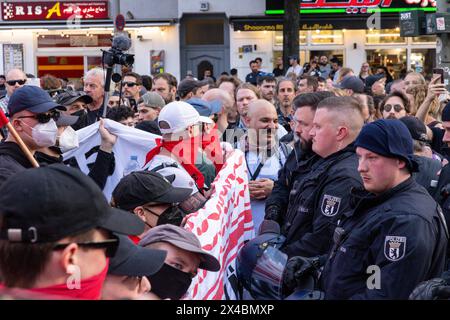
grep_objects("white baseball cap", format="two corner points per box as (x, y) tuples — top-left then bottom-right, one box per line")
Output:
(158, 101), (200, 134)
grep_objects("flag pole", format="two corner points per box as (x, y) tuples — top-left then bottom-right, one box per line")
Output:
(0, 110), (39, 168)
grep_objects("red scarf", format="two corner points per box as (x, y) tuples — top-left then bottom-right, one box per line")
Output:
(145, 137), (205, 190)
(28, 259), (109, 300)
(201, 124), (224, 173)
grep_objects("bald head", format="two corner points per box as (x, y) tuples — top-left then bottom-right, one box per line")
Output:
(246, 99), (279, 148)
(5, 69), (27, 97)
(203, 88), (234, 113)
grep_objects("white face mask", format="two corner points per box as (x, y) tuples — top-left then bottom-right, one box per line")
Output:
(58, 126), (79, 153)
(23, 119), (58, 148)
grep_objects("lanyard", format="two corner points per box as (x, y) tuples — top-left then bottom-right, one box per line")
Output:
(245, 150), (283, 181)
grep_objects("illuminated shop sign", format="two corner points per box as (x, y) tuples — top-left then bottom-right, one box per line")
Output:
(265, 0), (436, 15)
(1, 1), (109, 21)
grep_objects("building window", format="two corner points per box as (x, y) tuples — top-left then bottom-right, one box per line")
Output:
(412, 35), (436, 43)
(411, 49), (436, 76)
(310, 30), (343, 45)
(274, 31), (307, 46)
(365, 29), (406, 44)
(37, 33), (112, 48)
(185, 19), (224, 45)
(366, 49), (407, 79)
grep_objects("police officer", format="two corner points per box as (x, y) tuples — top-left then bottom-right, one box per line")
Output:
(265, 91), (334, 224)
(317, 119), (448, 299)
(279, 96), (364, 258)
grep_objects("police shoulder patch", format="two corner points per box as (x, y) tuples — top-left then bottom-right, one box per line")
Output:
(321, 194), (341, 217)
(384, 236), (407, 262)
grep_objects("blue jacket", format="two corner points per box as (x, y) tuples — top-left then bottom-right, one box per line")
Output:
(280, 144), (363, 258)
(321, 177), (448, 299)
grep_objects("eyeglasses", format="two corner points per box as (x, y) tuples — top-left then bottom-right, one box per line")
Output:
(53, 238), (119, 258)
(17, 111), (60, 124)
(384, 104), (404, 113)
(7, 79), (26, 86)
(123, 82), (137, 88)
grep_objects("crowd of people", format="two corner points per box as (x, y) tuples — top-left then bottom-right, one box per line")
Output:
(0, 53), (450, 300)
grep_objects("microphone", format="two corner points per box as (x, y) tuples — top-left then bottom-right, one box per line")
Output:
(112, 34), (131, 51)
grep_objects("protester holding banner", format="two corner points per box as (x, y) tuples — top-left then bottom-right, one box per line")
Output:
(0, 86), (65, 184)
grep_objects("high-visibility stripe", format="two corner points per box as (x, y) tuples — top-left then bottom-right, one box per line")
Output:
(38, 65), (84, 71)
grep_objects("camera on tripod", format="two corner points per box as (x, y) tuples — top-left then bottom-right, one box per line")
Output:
(102, 34), (134, 68)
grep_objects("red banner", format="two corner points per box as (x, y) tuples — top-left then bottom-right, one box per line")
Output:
(1, 1), (108, 21)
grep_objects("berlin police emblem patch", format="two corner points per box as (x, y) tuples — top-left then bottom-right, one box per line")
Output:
(384, 236), (406, 261)
(321, 195), (341, 217)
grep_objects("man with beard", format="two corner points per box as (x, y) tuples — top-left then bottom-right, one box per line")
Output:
(152, 73), (177, 104)
(381, 91), (411, 120)
(318, 55), (332, 80)
(257, 75), (276, 104)
(265, 91), (334, 225)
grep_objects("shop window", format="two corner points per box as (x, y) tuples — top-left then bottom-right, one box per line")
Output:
(412, 35), (436, 43)
(185, 19), (224, 45)
(37, 33), (112, 48)
(365, 29), (405, 44)
(411, 49), (436, 77)
(366, 49), (407, 79)
(310, 30), (343, 45)
(274, 31), (307, 46)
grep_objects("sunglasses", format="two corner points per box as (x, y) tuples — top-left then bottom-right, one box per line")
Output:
(53, 238), (119, 258)
(123, 82), (137, 88)
(17, 111), (60, 124)
(7, 79), (26, 86)
(384, 104), (404, 113)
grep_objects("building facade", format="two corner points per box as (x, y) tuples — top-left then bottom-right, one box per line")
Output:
(0, 0), (437, 81)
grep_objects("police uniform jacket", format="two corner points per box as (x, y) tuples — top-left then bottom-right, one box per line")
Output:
(280, 144), (363, 258)
(321, 177), (448, 300)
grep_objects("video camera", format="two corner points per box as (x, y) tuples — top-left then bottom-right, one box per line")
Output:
(102, 34), (134, 68)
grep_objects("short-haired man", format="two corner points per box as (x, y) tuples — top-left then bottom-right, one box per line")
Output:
(83, 67), (106, 126)
(122, 72), (142, 102)
(106, 105), (135, 127)
(275, 78), (297, 133)
(298, 76), (319, 94)
(279, 96), (364, 258)
(318, 56), (332, 79)
(137, 91), (165, 123)
(0, 164), (144, 299)
(152, 73), (177, 104)
(236, 99), (291, 231)
(245, 60), (264, 86)
(317, 119), (448, 299)
(139, 224), (220, 300)
(0, 86), (65, 184)
(257, 75), (276, 104)
(0, 68), (27, 116)
(265, 92), (334, 223)
(285, 55), (303, 78)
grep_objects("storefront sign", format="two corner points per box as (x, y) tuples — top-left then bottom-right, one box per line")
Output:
(265, 0), (436, 15)
(150, 50), (165, 75)
(1, 1), (108, 21)
(233, 20), (347, 31)
(69, 35), (99, 47)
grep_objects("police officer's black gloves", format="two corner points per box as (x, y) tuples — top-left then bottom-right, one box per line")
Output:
(265, 205), (282, 223)
(282, 256), (322, 294)
(409, 277), (450, 300)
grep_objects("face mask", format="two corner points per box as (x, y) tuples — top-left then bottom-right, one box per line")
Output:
(22, 119), (58, 147)
(70, 109), (86, 118)
(156, 206), (186, 226)
(29, 259), (109, 300)
(58, 126), (79, 153)
(147, 263), (192, 300)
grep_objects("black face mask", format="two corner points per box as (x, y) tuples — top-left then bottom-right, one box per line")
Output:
(148, 263), (193, 300)
(70, 109), (86, 118)
(156, 206), (186, 226)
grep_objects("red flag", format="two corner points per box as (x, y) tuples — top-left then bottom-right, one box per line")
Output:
(0, 109), (8, 128)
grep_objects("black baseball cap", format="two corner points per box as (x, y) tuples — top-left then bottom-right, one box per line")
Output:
(112, 171), (193, 211)
(399, 116), (430, 143)
(55, 90), (93, 107)
(0, 164), (145, 243)
(177, 79), (208, 97)
(108, 234), (167, 276)
(338, 76), (365, 94)
(8, 86), (66, 117)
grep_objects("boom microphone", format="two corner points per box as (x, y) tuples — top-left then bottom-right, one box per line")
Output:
(112, 34), (132, 51)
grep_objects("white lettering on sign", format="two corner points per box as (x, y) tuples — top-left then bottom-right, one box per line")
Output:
(437, 17), (446, 31)
(15, 6), (24, 16)
(400, 12), (412, 20)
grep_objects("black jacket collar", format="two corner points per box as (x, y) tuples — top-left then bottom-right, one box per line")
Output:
(0, 141), (34, 168)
